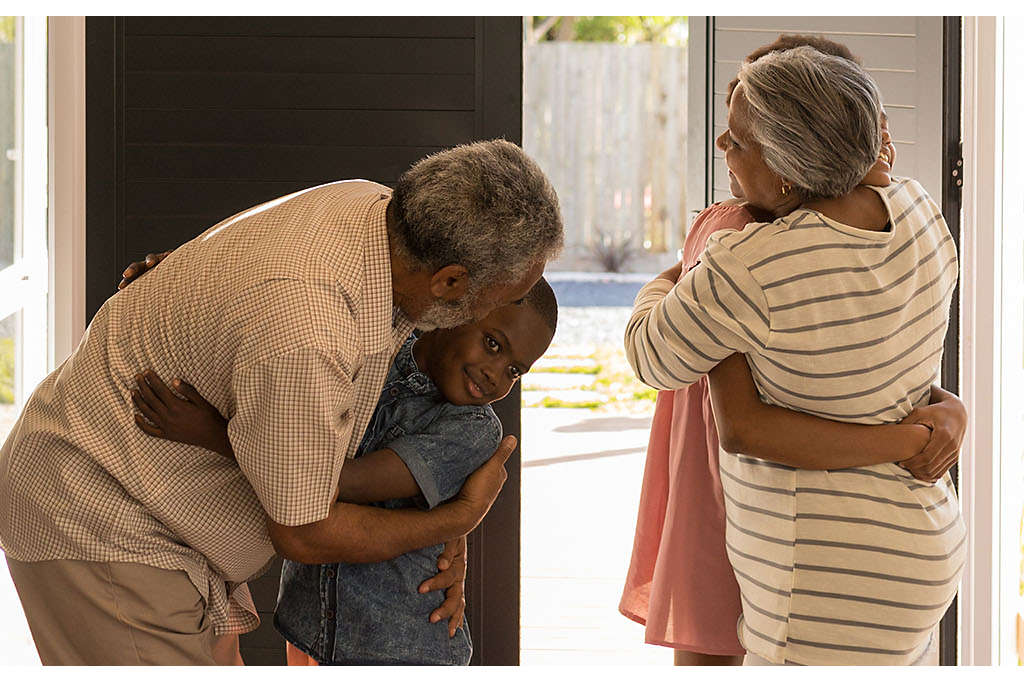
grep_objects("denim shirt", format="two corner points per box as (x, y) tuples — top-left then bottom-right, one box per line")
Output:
(274, 336), (502, 665)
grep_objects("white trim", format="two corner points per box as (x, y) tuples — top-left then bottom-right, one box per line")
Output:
(20, 16), (48, 397)
(997, 15), (1024, 667)
(47, 16), (86, 369)
(959, 15), (1002, 667)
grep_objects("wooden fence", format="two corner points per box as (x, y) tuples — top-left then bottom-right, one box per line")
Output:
(524, 42), (688, 262)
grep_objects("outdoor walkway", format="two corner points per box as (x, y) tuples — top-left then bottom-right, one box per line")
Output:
(521, 406), (666, 665)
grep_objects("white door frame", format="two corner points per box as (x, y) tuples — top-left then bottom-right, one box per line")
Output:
(958, 14), (1002, 667)
(0, 16), (48, 404)
(47, 15), (86, 368)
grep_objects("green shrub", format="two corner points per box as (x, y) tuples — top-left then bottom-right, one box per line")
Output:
(0, 337), (14, 403)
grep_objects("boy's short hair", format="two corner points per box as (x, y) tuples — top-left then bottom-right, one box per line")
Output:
(519, 277), (558, 336)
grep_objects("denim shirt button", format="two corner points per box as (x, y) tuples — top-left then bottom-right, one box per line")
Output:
(325, 609), (334, 620)
(389, 387), (400, 397)
(325, 568), (335, 578)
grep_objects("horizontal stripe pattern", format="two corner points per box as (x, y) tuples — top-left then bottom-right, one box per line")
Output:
(627, 178), (964, 664)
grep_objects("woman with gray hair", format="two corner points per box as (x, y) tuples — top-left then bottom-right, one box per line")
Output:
(625, 46), (963, 665)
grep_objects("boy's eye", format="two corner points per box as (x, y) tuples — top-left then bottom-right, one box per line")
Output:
(485, 335), (500, 352)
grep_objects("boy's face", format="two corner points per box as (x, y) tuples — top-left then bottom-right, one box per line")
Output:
(421, 303), (552, 407)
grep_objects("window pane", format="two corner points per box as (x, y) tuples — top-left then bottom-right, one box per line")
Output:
(0, 310), (18, 439)
(0, 17), (15, 271)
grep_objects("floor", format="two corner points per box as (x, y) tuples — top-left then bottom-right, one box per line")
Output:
(0, 404), (40, 664)
(520, 406), (668, 665)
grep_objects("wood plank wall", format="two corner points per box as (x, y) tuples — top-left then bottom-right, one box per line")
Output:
(710, 16), (943, 204)
(86, 16), (524, 666)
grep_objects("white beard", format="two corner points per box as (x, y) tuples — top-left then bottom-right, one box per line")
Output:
(414, 296), (478, 332)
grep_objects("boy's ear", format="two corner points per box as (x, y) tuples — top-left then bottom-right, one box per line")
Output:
(429, 265), (470, 302)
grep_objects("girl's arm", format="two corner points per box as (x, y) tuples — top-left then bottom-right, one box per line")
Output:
(706, 354), (952, 476)
(131, 371), (420, 502)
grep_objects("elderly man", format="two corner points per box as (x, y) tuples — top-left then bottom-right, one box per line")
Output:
(0, 139), (563, 665)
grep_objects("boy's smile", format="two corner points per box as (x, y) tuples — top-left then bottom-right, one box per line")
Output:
(413, 303), (553, 407)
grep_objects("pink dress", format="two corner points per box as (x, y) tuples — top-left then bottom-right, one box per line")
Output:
(619, 203), (754, 655)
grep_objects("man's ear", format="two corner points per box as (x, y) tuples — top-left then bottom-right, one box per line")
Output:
(429, 264), (470, 302)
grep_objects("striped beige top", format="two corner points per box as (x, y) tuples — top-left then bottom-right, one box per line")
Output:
(625, 178), (964, 665)
(0, 180), (415, 634)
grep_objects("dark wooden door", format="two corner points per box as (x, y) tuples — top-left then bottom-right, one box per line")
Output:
(85, 16), (524, 665)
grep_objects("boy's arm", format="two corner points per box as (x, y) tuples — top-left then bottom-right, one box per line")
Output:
(117, 249), (173, 290)
(707, 353), (932, 471)
(266, 436), (515, 564)
(132, 372), (425, 503)
(335, 449), (422, 503)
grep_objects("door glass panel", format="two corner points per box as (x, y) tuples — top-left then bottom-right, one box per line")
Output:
(1, 17), (15, 271)
(0, 310), (17, 439)
(999, 15), (1024, 667)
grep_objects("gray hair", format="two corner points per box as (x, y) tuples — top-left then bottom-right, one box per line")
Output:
(738, 45), (883, 199)
(391, 139), (563, 288)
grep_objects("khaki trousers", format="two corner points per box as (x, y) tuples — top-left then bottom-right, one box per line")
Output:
(6, 556), (219, 665)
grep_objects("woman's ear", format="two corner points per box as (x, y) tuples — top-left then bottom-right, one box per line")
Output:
(429, 264), (470, 302)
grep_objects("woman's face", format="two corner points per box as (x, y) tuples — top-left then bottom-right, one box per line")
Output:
(715, 83), (799, 217)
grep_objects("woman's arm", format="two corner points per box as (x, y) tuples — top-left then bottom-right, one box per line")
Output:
(706, 353), (932, 470)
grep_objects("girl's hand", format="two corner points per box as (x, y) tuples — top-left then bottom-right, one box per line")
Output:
(897, 390), (967, 483)
(860, 114), (896, 188)
(655, 260), (684, 285)
(117, 250), (173, 291)
(132, 370), (234, 458)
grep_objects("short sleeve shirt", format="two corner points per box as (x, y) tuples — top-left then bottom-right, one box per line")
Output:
(0, 180), (416, 634)
(274, 336), (502, 665)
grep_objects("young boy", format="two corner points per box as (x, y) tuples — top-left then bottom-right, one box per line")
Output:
(130, 279), (558, 665)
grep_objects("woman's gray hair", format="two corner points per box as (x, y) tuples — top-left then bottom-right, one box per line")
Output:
(738, 45), (883, 199)
(391, 139), (563, 288)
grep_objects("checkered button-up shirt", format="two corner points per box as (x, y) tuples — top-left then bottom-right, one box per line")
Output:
(0, 180), (415, 634)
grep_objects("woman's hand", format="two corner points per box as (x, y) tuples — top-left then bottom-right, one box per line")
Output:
(418, 535), (467, 637)
(131, 370), (234, 458)
(897, 387), (967, 483)
(117, 250), (173, 290)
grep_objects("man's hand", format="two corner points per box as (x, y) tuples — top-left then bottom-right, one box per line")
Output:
(452, 436), (516, 532)
(117, 250), (172, 290)
(898, 391), (967, 483)
(418, 535), (467, 638)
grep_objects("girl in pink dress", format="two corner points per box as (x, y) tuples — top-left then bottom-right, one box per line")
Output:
(619, 35), (967, 666)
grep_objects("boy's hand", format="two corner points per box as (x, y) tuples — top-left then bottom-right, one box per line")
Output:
(132, 370), (234, 458)
(418, 535), (467, 637)
(452, 436), (516, 532)
(897, 395), (967, 483)
(117, 250), (172, 290)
